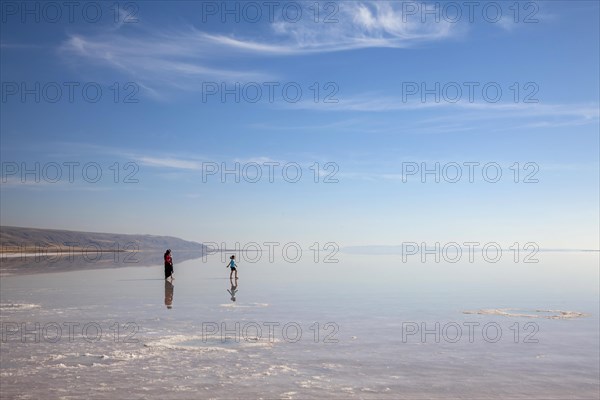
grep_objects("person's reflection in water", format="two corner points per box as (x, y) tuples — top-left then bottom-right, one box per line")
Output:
(227, 278), (238, 302)
(164, 280), (174, 309)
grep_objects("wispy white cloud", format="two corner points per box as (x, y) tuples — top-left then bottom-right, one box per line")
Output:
(259, 92), (598, 137)
(286, 93), (599, 129)
(58, 2), (461, 95)
(336, 171), (407, 182)
(207, 2), (459, 54)
(248, 118), (364, 132)
(232, 156), (282, 164)
(59, 30), (273, 98)
(495, 15), (519, 32)
(290, 93), (597, 115)
(137, 156), (204, 171)
(136, 154), (289, 172)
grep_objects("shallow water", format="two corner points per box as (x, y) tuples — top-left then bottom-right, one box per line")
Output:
(1, 252), (598, 399)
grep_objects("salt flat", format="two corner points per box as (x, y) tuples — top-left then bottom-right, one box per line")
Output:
(1, 252), (598, 399)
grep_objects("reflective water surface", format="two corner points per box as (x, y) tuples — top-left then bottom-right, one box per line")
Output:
(1, 252), (598, 399)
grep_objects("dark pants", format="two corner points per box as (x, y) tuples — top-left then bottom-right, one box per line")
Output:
(165, 263), (173, 278)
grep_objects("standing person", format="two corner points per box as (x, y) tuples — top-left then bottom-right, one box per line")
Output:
(164, 249), (174, 280)
(226, 255), (238, 279)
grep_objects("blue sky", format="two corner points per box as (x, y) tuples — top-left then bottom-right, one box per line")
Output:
(1, 1), (598, 249)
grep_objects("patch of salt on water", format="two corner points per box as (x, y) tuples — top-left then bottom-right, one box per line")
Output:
(463, 308), (588, 319)
(171, 385), (195, 392)
(144, 335), (239, 353)
(110, 350), (147, 361)
(0, 303), (41, 311)
(360, 387), (378, 393)
(267, 364), (298, 375)
(219, 303), (269, 308)
(46, 354), (67, 362)
(52, 363), (78, 369)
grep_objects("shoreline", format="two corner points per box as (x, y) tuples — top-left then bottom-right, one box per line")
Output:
(0, 249), (206, 257)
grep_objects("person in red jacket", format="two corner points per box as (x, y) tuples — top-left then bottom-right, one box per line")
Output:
(164, 249), (174, 280)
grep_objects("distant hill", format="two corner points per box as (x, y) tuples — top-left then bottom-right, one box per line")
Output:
(0, 226), (207, 253)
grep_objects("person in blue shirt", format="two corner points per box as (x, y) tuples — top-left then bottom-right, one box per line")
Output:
(226, 255), (238, 279)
